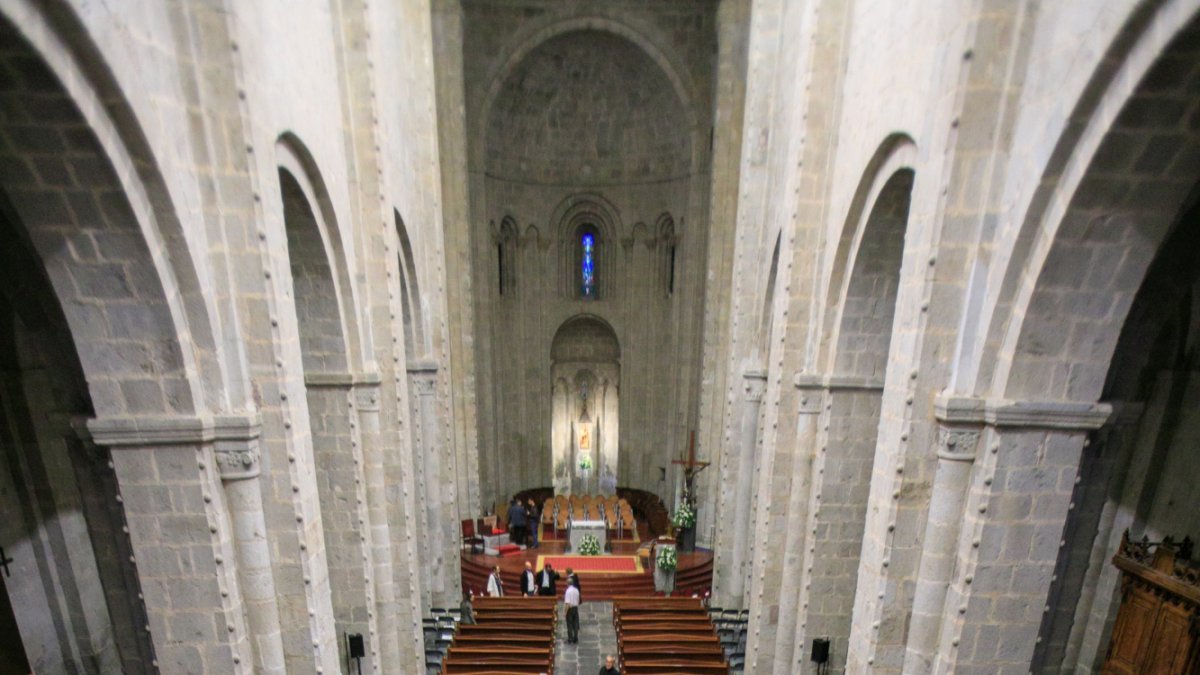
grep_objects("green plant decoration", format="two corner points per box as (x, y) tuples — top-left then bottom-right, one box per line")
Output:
(578, 534), (601, 556)
(671, 502), (696, 529)
(656, 545), (678, 571)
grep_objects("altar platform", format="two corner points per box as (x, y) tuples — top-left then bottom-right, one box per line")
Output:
(461, 521), (712, 601)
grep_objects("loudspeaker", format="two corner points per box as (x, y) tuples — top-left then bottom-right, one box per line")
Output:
(347, 633), (365, 658)
(811, 638), (830, 663)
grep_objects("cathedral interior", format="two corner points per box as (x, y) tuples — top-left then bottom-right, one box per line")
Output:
(1, 0), (1199, 673)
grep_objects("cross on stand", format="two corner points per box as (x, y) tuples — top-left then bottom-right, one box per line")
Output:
(671, 431), (710, 506)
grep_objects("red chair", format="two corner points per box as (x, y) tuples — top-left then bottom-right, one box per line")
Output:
(461, 518), (484, 554)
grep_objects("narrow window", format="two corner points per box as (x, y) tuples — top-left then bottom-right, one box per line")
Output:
(668, 245), (676, 295)
(497, 242), (505, 295)
(581, 232), (595, 298)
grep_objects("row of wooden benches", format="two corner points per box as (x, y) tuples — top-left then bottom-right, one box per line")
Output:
(439, 596), (557, 674)
(614, 596), (729, 674)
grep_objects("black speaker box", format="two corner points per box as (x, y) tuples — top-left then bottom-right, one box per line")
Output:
(811, 637), (830, 663)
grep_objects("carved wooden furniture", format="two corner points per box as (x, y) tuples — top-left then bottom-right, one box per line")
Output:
(1102, 531), (1200, 674)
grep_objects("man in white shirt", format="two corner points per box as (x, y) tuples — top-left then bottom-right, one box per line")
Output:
(486, 566), (504, 597)
(564, 578), (581, 644)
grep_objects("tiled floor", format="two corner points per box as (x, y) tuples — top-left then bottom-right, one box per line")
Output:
(554, 601), (617, 675)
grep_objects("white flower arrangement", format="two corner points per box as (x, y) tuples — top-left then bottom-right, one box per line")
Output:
(578, 534), (601, 556)
(578, 454), (593, 471)
(656, 545), (678, 571)
(671, 501), (696, 529)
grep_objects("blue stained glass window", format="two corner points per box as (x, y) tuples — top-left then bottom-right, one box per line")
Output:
(581, 232), (595, 298)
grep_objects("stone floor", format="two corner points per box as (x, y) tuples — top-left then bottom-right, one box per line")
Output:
(554, 601), (617, 675)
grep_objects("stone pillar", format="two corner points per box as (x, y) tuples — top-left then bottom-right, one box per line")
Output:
(304, 374), (379, 673)
(210, 416), (286, 675)
(408, 363), (459, 608)
(406, 363), (434, 612)
(919, 399), (1110, 674)
(69, 419), (156, 673)
(355, 378), (402, 671)
(87, 415), (257, 673)
(773, 379), (822, 672)
(902, 407), (982, 675)
(724, 369), (766, 609)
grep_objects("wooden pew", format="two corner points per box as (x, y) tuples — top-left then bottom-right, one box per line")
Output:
(473, 610), (558, 622)
(619, 614), (710, 624)
(442, 658), (552, 674)
(448, 595), (557, 674)
(451, 635), (554, 648)
(475, 597), (557, 608)
(619, 658), (729, 667)
(616, 624), (715, 635)
(613, 597), (727, 675)
(458, 622), (554, 635)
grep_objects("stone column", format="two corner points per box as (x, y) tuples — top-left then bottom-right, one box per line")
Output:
(304, 374), (378, 672)
(773, 378), (822, 672)
(921, 399), (1110, 674)
(724, 369), (767, 608)
(355, 378), (402, 670)
(902, 404), (982, 675)
(408, 363), (458, 607)
(789, 376), (884, 673)
(69, 419), (156, 673)
(87, 415), (257, 673)
(210, 415), (286, 675)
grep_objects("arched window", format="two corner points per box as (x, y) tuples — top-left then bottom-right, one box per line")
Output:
(581, 231), (596, 298)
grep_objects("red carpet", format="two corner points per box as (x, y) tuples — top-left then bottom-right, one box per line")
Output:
(536, 555), (643, 574)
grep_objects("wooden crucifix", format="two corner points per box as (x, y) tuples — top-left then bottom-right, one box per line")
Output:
(671, 431), (709, 505)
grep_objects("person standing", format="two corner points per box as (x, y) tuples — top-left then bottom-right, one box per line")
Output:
(459, 592), (475, 625)
(564, 578), (581, 644)
(486, 565), (504, 597)
(527, 498), (540, 548)
(537, 562), (560, 597)
(509, 498), (527, 547)
(565, 567), (581, 593)
(520, 561), (537, 597)
(598, 654), (619, 675)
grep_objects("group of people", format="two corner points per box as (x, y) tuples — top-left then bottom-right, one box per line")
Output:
(484, 562), (584, 644)
(506, 496), (540, 548)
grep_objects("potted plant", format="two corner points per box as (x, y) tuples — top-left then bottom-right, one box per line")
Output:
(672, 502), (697, 553)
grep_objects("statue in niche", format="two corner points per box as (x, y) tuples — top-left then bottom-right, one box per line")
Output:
(599, 466), (617, 495)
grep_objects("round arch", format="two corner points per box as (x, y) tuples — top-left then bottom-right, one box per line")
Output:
(472, 14), (698, 172)
(0, 0), (227, 417)
(275, 133), (368, 374)
(982, 2), (1200, 402)
(550, 314), (621, 496)
(817, 133), (918, 374)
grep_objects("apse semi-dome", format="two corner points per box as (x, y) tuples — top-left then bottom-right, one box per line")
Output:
(486, 29), (691, 186)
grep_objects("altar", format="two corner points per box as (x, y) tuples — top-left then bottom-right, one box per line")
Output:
(569, 519), (606, 553)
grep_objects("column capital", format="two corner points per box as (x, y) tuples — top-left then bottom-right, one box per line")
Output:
(791, 374), (825, 415)
(86, 412), (263, 480)
(792, 371), (883, 392)
(354, 382), (382, 412)
(934, 395), (1112, 431)
(406, 359), (440, 376)
(408, 367), (439, 397)
(304, 370), (381, 389)
(935, 424), (982, 462)
(742, 369), (768, 403)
